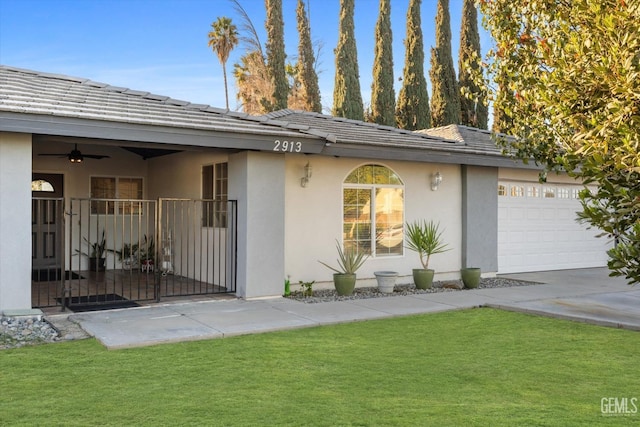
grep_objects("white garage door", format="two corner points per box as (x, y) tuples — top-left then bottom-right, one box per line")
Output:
(498, 181), (612, 274)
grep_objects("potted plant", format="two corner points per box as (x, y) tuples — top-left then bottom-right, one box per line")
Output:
(461, 267), (481, 289)
(319, 240), (369, 296)
(76, 229), (107, 272)
(405, 220), (450, 289)
(138, 235), (155, 272)
(110, 242), (140, 270)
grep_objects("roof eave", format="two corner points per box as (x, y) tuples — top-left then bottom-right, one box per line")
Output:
(0, 111), (326, 154)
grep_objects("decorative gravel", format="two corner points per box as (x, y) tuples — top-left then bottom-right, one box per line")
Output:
(1, 316), (60, 350)
(286, 277), (539, 303)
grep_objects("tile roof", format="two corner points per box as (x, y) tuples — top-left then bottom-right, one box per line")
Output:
(0, 65), (312, 139)
(1, 65), (515, 165)
(263, 109), (459, 149)
(263, 110), (505, 157)
(416, 124), (503, 156)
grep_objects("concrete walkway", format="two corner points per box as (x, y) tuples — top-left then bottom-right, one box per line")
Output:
(49, 268), (639, 349)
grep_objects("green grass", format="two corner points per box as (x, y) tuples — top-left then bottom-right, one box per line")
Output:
(1, 308), (638, 426)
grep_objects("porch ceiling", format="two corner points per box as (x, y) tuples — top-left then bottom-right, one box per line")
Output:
(32, 134), (236, 159)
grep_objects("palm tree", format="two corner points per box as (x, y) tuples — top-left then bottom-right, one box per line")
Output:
(208, 17), (238, 110)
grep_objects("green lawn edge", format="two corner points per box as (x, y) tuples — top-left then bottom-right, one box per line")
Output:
(1, 308), (638, 426)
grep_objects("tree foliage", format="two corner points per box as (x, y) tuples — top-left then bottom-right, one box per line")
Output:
(395, 0), (430, 130)
(265, 0), (288, 111)
(370, 0), (395, 126)
(233, 0), (315, 114)
(333, 0), (364, 120)
(457, 0), (487, 129)
(233, 50), (272, 115)
(231, 0), (270, 114)
(207, 17), (239, 110)
(294, 0), (322, 112)
(429, 0), (460, 127)
(478, 0), (640, 284)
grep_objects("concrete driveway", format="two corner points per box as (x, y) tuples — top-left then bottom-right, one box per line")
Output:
(495, 268), (640, 330)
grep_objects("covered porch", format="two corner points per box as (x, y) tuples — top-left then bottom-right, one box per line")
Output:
(31, 190), (238, 312)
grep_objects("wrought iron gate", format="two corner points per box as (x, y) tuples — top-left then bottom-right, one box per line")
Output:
(32, 198), (237, 310)
(157, 198), (237, 298)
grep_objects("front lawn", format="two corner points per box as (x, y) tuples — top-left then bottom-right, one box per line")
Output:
(1, 308), (638, 426)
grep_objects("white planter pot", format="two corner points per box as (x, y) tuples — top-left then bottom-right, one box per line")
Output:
(374, 271), (398, 293)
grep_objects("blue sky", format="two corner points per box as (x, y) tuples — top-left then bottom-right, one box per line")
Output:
(0, 0), (492, 113)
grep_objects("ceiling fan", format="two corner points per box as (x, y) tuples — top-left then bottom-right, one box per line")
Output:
(38, 144), (110, 163)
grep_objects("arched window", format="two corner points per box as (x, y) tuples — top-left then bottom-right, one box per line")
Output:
(31, 179), (55, 192)
(343, 164), (404, 257)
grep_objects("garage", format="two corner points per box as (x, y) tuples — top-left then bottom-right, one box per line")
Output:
(497, 180), (613, 274)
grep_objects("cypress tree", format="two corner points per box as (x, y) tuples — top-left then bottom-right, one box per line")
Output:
(296, 0), (321, 112)
(370, 0), (395, 126)
(458, 0), (487, 129)
(395, 0), (430, 130)
(492, 79), (513, 134)
(265, 0), (288, 111)
(429, 0), (460, 127)
(476, 83), (489, 130)
(333, 0), (364, 120)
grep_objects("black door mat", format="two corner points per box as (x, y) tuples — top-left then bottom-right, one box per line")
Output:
(32, 269), (84, 282)
(56, 294), (140, 312)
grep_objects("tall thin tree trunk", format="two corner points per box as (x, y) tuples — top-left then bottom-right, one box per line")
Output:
(223, 63), (229, 110)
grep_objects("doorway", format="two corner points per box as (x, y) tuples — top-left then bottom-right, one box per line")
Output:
(31, 173), (64, 280)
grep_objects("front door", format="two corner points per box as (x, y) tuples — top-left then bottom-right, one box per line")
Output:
(32, 173), (64, 271)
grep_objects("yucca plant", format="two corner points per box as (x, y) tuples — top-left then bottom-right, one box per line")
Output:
(405, 220), (450, 270)
(319, 240), (369, 274)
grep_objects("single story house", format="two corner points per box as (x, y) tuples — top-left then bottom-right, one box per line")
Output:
(0, 65), (612, 313)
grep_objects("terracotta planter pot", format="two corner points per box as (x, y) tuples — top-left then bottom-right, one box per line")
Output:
(413, 269), (434, 289)
(333, 273), (356, 296)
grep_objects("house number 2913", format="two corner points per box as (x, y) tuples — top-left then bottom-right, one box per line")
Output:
(273, 140), (302, 153)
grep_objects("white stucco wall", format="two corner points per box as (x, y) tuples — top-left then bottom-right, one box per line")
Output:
(147, 150), (228, 200)
(150, 151), (463, 295)
(229, 151), (286, 298)
(0, 132), (33, 311)
(25, 140), (468, 299)
(284, 155), (463, 289)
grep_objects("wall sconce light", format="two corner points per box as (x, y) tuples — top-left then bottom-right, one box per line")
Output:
(301, 162), (312, 188)
(431, 171), (443, 191)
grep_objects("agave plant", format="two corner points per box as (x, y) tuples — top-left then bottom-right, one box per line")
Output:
(319, 240), (369, 275)
(405, 220), (450, 270)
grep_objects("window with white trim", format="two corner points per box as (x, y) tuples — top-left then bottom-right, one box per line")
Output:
(543, 186), (556, 198)
(571, 188), (581, 199)
(202, 163), (228, 227)
(343, 164), (404, 257)
(91, 177), (143, 214)
(557, 187), (570, 199)
(527, 186), (540, 198)
(510, 185), (525, 197)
